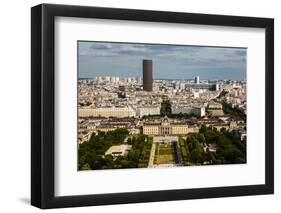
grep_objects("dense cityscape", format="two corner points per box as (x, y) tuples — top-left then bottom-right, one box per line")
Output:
(78, 59), (246, 170)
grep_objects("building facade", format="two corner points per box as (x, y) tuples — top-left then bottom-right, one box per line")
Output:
(171, 106), (205, 117)
(136, 106), (160, 117)
(79, 106), (136, 118)
(143, 59), (153, 91)
(207, 101), (224, 116)
(142, 117), (199, 136)
(195, 76), (200, 84)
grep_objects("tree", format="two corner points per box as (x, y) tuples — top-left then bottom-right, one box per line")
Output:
(198, 133), (205, 143)
(127, 137), (133, 144)
(78, 128), (130, 170)
(199, 125), (208, 135)
(89, 155), (103, 170)
(205, 148), (216, 164)
(217, 90), (228, 99)
(185, 125), (246, 165)
(160, 100), (172, 116)
(81, 163), (91, 170)
(190, 147), (205, 163)
(104, 155), (114, 169)
(222, 102), (246, 121)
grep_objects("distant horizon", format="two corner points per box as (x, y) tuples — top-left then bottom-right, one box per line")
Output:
(78, 41), (247, 80)
(78, 77), (245, 81)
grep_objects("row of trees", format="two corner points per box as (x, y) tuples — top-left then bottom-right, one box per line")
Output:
(118, 135), (152, 168)
(217, 90), (229, 99)
(217, 89), (246, 121)
(78, 128), (152, 170)
(160, 100), (172, 116)
(222, 102), (246, 121)
(179, 125), (246, 165)
(79, 101), (91, 106)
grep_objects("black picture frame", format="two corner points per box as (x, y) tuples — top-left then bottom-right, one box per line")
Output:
(31, 3), (274, 209)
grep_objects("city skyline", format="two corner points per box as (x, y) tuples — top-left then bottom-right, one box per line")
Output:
(78, 41), (247, 80)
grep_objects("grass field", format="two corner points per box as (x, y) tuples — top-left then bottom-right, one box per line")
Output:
(153, 143), (176, 165)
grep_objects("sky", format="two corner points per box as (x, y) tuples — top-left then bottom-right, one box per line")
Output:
(78, 41), (247, 80)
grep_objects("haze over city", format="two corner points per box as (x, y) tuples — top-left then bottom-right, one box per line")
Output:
(78, 41), (246, 80)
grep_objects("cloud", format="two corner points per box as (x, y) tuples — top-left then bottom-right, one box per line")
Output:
(80, 42), (196, 57)
(88, 43), (150, 56)
(79, 41), (246, 60)
(78, 41), (246, 80)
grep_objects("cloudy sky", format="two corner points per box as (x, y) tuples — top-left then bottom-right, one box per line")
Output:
(78, 41), (246, 80)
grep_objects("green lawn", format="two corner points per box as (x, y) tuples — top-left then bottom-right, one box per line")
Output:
(154, 143), (176, 165)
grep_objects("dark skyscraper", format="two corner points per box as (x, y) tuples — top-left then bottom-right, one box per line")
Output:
(143, 59), (153, 91)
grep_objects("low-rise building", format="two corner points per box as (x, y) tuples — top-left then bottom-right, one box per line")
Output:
(79, 106), (136, 118)
(171, 106), (205, 117)
(136, 106), (160, 117)
(207, 101), (224, 116)
(142, 117), (199, 136)
(105, 144), (132, 157)
(78, 131), (92, 144)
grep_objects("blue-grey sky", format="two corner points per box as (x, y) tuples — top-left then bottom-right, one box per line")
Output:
(78, 41), (246, 80)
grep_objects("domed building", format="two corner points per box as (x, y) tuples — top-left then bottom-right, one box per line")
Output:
(142, 116), (199, 136)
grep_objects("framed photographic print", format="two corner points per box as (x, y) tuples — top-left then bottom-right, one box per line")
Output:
(31, 3), (274, 209)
